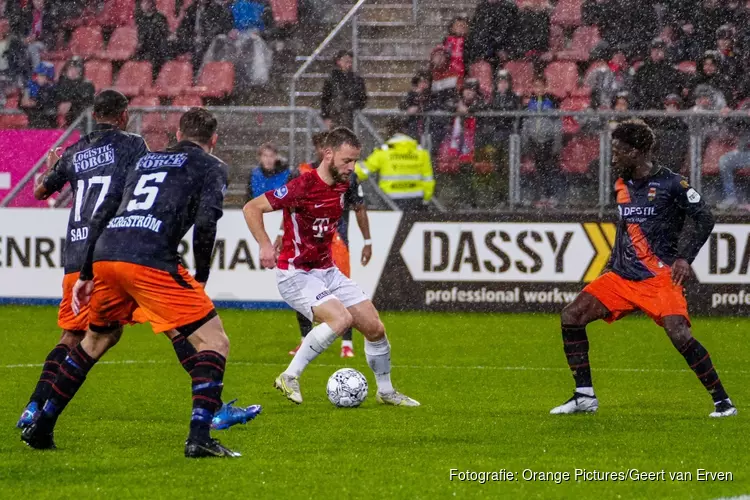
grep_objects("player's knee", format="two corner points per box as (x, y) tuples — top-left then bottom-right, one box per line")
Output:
(211, 330), (230, 357)
(332, 309), (354, 335)
(561, 303), (585, 326)
(363, 320), (386, 341)
(59, 329), (85, 348)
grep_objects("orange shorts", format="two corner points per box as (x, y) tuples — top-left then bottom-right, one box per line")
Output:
(332, 232), (351, 278)
(88, 261), (215, 333)
(583, 271), (690, 326)
(58, 272), (89, 331)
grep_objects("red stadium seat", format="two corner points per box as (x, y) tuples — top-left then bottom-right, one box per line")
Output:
(560, 136), (599, 174)
(0, 113), (29, 129)
(269, 0), (298, 25)
(70, 26), (104, 59)
(130, 96), (160, 106)
(101, 26), (138, 60)
(560, 96), (590, 135)
(557, 26), (601, 61)
(469, 61), (493, 102)
(113, 61), (153, 96)
(186, 62), (235, 98)
(544, 61), (579, 98)
(549, 24), (565, 53)
(141, 112), (167, 133)
(84, 60), (113, 92)
(677, 61), (697, 75)
(702, 139), (737, 176)
(551, 0), (583, 27)
(172, 95), (203, 106)
(147, 61), (194, 97)
(505, 60), (534, 95)
(97, 0), (136, 27)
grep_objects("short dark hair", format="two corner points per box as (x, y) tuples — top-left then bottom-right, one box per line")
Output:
(611, 120), (655, 154)
(335, 50), (353, 63)
(312, 131), (328, 148)
(323, 127), (361, 150)
(93, 90), (129, 119)
(179, 107), (218, 144)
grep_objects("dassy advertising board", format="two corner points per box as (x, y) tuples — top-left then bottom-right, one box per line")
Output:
(372, 213), (750, 317)
(0, 209), (749, 316)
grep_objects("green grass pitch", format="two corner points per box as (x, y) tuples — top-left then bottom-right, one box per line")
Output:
(1, 305), (748, 499)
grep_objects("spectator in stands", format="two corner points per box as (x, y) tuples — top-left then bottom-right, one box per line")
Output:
(586, 48), (633, 111)
(175, 0), (234, 72)
(585, 0), (657, 59)
(633, 39), (684, 109)
(247, 142), (290, 201)
(320, 50), (366, 130)
(17, 0), (57, 71)
(522, 76), (562, 207)
(694, 0), (730, 53)
(689, 52), (733, 109)
(55, 57), (95, 127)
(649, 94), (690, 175)
(672, 21), (703, 62)
(488, 69), (520, 202)
(231, 0), (272, 32)
(21, 61), (57, 129)
(717, 99), (750, 209)
(516, 0), (551, 64)
(399, 71), (431, 140)
(0, 19), (30, 99)
(715, 26), (741, 87)
(465, 0), (518, 66)
(428, 46), (460, 157)
(136, 0), (170, 79)
(443, 16), (468, 86)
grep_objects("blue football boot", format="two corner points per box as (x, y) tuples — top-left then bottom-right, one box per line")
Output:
(16, 402), (40, 429)
(211, 400), (262, 430)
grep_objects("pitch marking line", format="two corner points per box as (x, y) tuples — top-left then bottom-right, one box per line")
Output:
(2, 360), (750, 376)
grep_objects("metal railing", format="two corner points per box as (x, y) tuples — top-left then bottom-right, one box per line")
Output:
(357, 108), (750, 215)
(0, 111), (92, 207)
(289, 0), (368, 166)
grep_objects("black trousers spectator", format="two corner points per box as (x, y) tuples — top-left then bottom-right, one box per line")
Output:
(528, 139), (559, 200)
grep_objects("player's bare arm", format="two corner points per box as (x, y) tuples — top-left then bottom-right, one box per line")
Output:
(33, 148), (62, 200)
(355, 203), (372, 266)
(243, 194), (276, 269)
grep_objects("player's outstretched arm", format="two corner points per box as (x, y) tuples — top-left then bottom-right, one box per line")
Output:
(243, 195), (276, 269)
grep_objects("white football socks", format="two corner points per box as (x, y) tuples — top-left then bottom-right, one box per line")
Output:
(365, 335), (394, 394)
(285, 323), (337, 378)
(341, 340), (353, 349)
(577, 387), (595, 397)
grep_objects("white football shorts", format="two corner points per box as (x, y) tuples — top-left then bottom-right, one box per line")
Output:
(276, 266), (369, 321)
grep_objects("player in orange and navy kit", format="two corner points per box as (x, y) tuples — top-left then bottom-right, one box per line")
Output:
(22, 108), (254, 457)
(16, 90), (149, 429)
(550, 120), (737, 418)
(284, 132), (373, 358)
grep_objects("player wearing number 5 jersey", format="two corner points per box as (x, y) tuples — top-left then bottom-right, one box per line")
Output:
(244, 127), (419, 407)
(22, 108), (248, 458)
(17, 90), (148, 430)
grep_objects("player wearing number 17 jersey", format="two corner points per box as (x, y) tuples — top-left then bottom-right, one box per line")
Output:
(17, 90), (148, 429)
(244, 127), (419, 407)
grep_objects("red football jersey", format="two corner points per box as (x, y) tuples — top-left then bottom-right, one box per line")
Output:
(266, 170), (349, 271)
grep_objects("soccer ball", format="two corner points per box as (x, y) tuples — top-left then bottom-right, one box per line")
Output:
(326, 368), (368, 408)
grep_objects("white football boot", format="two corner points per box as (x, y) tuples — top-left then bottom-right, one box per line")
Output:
(709, 399), (738, 418)
(550, 392), (599, 414)
(274, 373), (303, 404)
(376, 391), (420, 407)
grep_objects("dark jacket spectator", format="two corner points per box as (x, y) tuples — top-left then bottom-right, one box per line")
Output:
(429, 46), (460, 111)
(516, 1), (551, 58)
(399, 72), (431, 140)
(648, 94), (690, 174)
(715, 26), (742, 89)
(16, 0), (59, 69)
(672, 22), (703, 62)
(0, 19), (30, 90)
(465, 0), (519, 64)
(21, 61), (57, 128)
(175, 0), (234, 71)
(320, 50), (367, 129)
(490, 70), (520, 141)
(55, 58), (95, 127)
(632, 39), (684, 109)
(136, 0), (170, 78)
(522, 77), (562, 204)
(693, 0), (731, 53)
(585, 0), (656, 58)
(688, 52), (733, 108)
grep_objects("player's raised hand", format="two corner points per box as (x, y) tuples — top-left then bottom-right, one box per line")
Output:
(361, 243), (372, 266)
(260, 242), (277, 269)
(71, 279), (94, 315)
(671, 258), (691, 287)
(46, 147), (62, 169)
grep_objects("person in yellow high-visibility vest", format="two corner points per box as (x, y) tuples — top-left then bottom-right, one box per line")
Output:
(358, 119), (434, 211)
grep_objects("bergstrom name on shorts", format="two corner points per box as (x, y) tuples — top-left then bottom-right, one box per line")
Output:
(425, 287), (579, 306)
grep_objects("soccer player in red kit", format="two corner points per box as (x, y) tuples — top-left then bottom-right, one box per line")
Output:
(243, 127), (419, 406)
